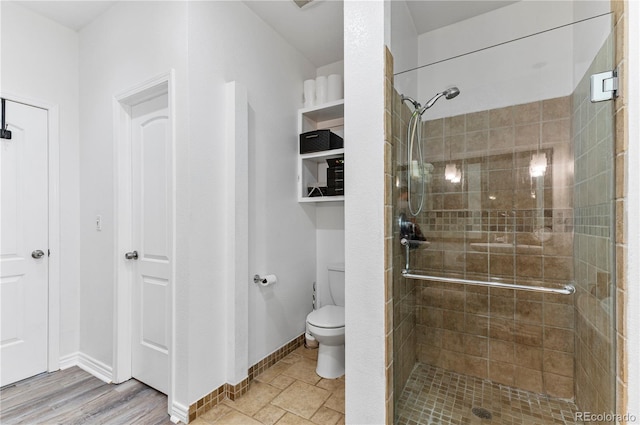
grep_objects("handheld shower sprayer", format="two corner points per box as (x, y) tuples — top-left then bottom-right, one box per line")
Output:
(420, 86), (460, 114)
(400, 86), (461, 217)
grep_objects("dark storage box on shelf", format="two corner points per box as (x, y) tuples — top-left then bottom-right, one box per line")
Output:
(326, 157), (344, 196)
(299, 129), (344, 154)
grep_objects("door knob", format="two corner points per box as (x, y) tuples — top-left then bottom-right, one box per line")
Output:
(32, 250), (45, 259)
(125, 251), (138, 260)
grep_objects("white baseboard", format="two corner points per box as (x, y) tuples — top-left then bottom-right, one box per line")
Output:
(170, 400), (189, 424)
(58, 351), (113, 384)
(59, 352), (80, 370)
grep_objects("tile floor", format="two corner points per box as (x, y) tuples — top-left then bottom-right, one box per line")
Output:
(192, 347), (344, 425)
(396, 363), (582, 425)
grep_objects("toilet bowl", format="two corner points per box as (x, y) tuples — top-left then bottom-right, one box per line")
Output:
(306, 305), (345, 379)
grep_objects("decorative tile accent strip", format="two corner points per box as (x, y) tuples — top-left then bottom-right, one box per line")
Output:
(188, 383), (225, 423)
(418, 208), (573, 234)
(248, 334), (305, 381)
(574, 204), (613, 237)
(226, 378), (250, 401)
(188, 333), (305, 422)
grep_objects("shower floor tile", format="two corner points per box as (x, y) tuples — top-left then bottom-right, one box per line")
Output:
(396, 364), (582, 425)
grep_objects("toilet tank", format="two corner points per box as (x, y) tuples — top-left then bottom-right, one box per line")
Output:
(328, 263), (345, 307)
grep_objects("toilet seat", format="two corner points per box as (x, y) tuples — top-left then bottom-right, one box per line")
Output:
(307, 305), (344, 328)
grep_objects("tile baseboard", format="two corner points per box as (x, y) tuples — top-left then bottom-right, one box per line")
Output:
(188, 333), (305, 422)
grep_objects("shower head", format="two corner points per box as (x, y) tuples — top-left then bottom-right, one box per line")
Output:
(444, 87), (460, 99)
(420, 86), (461, 114)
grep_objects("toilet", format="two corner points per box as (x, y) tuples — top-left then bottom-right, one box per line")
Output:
(306, 263), (345, 379)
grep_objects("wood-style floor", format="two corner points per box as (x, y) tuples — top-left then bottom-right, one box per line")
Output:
(0, 366), (173, 424)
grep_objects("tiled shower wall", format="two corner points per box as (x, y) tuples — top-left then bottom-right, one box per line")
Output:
(392, 94), (419, 398)
(388, 53), (418, 414)
(611, 0), (629, 417)
(384, 47), (403, 424)
(410, 97), (576, 399)
(573, 23), (617, 417)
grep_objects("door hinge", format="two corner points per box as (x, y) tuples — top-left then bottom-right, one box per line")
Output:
(48, 249), (50, 257)
(590, 69), (618, 102)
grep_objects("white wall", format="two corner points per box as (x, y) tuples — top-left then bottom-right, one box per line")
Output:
(316, 60), (344, 78)
(315, 204), (345, 308)
(186, 1), (317, 399)
(389, 0), (418, 98)
(313, 60), (347, 308)
(0, 2), (80, 360)
(344, 1), (387, 422)
(415, 0), (579, 119)
(572, 1), (612, 84)
(78, 0), (317, 407)
(78, 0), (190, 407)
(410, 0), (613, 120)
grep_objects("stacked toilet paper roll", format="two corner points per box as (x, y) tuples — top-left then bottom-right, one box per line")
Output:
(315, 76), (328, 105)
(327, 74), (343, 101)
(304, 74), (343, 107)
(303, 79), (315, 108)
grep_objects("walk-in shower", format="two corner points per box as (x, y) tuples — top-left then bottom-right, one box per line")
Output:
(388, 3), (617, 424)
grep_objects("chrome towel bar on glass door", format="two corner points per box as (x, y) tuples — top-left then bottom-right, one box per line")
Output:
(401, 270), (575, 295)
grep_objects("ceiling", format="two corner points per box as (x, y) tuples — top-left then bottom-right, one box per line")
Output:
(404, 1), (519, 35)
(16, 1), (117, 32)
(243, 0), (344, 67)
(12, 0), (517, 67)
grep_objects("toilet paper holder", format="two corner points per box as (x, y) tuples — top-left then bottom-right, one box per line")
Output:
(254, 274), (278, 286)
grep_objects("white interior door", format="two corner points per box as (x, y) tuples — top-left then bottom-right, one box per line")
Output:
(0, 100), (48, 387)
(129, 94), (171, 394)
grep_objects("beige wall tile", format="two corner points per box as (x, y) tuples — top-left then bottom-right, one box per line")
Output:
(490, 295), (515, 319)
(490, 318), (515, 342)
(489, 106), (513, 128)
(515, 366), (543, 393)
(514, 322), (543, 346)
(465, 314), (489, 337)
(515, 344), (543, 371)
(488, 127), (515, 151)
(541, 119), (570, 144)
(489, 361), (516, 386)
(544, 303), (574, 329)
(489, 339), (514, 363)
(544, 373), (574, 399)
(515, 300), (543, 323)
(514, 102), (540, 124)
(464, 355), (488, 378)
(542, 97), (571, 121)
(543, 256), (573, 281)
(442, 310), (466, 332)
(514, 123), (540, 147)
(464, 334), (488, 357)
(544, 327), (574, 353)
(444, 115), (465, 136)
